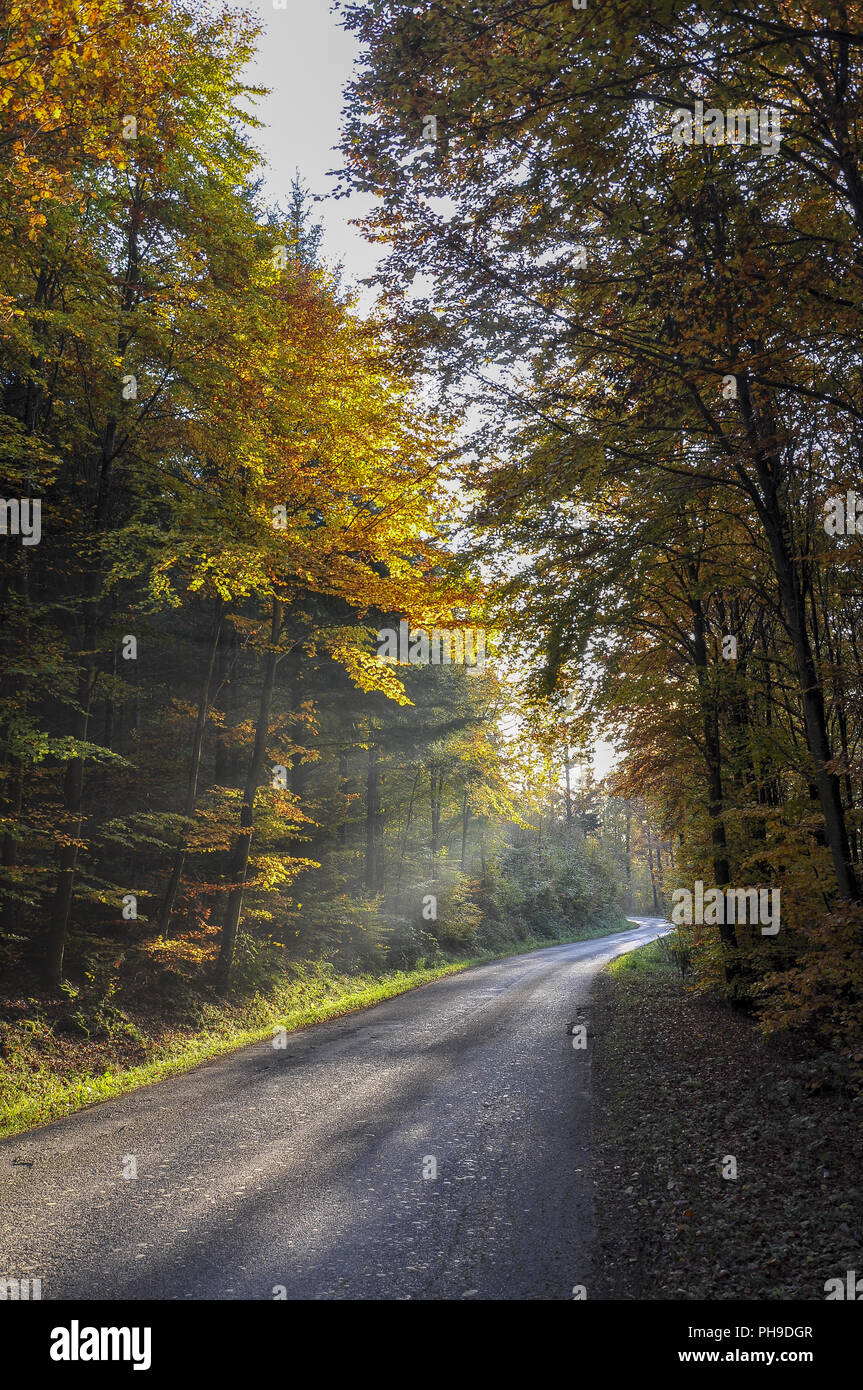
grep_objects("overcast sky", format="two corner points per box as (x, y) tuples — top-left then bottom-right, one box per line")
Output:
(242, 0), (379, 289)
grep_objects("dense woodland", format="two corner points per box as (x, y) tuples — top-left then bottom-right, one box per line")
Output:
(2, 0), (863, 1071)
(336, 0), (863, 1053)
(0, 0), (652, 1036)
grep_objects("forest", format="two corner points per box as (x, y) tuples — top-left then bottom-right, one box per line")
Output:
(2, 0), (863, 1108)
(0, 0), (658, 1088)
(3, 0), (863, 1330)
(335, 0), (863, 1059)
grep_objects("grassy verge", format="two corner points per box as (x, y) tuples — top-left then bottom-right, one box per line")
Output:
(0, 917), (633, 1139)
(591, 934), (863, 1299)
(604, 934), (677, 978)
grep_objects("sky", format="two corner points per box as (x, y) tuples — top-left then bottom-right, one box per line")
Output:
(242, 1), (379, 287)
(238, 2), (617, 780)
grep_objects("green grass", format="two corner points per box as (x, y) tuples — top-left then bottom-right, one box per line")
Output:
(605, 933), (679, 977)
(0, 959), (469, 1139)
(0, 917), (636, 1139)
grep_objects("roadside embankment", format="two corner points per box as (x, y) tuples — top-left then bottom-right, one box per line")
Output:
(591, 937), (863, 1299)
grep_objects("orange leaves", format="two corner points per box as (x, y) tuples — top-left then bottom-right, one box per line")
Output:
(757, 902), (863, 1052)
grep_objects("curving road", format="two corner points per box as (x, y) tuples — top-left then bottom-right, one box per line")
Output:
(1, 918), (669, 1301)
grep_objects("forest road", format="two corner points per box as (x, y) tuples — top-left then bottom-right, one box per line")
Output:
(1, 918), (670, 1301)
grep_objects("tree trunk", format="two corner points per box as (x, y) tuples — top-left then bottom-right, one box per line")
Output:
(645, 819), (660, 914)
(690, 592), (739, 982)
(738, 381), (859, 901)
(365, 743), (380, 893)
(395, 767), (420, 906)
(42, 606), (96, 989)
(158, 605), (224, 933)
(338, 748), (350, 848)
(214, 599), (282, 994)
(564, 751), (573, 834)
(430, 769), (443, 880)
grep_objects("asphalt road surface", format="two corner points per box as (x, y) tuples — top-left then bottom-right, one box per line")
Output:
(1, 918), (670, 1301)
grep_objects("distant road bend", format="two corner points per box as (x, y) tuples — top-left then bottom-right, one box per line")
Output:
(2, 918), (670, 1301)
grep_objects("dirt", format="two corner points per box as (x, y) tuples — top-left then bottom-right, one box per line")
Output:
(591, 967), (863, 1299)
